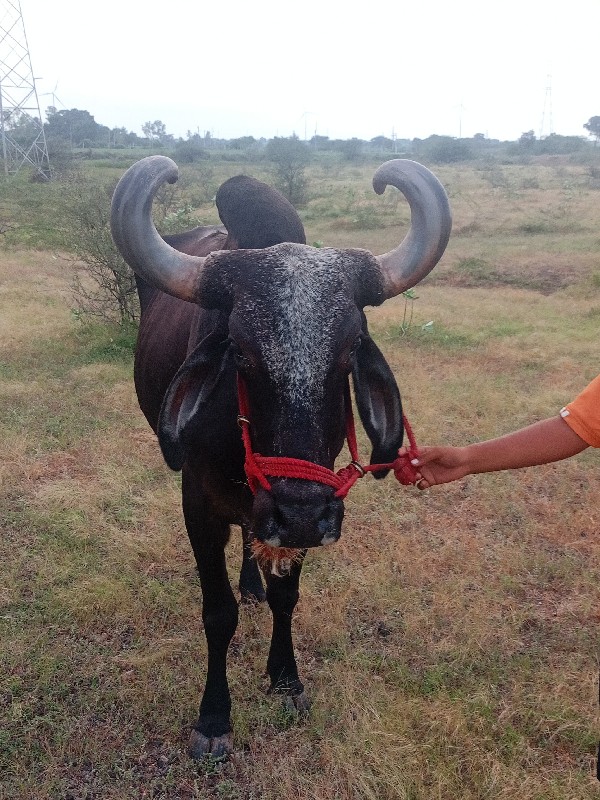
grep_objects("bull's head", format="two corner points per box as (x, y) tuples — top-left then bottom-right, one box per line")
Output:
(111, 157), (451, 551)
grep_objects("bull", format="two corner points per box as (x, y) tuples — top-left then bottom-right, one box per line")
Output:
(110, 156), (451, 757)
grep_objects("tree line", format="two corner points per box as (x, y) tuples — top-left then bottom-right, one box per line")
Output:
(4, 105), (600, 164)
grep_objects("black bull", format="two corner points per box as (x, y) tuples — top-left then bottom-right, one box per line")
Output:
(110, 156), (451, 757)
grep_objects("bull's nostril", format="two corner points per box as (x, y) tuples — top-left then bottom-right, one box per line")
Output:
(317, 514), (333, 536)
(251, 483), (344, 549)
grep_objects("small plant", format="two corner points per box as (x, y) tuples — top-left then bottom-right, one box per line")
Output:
(398, 288), (418, 334)
(160, 203), (202, 234)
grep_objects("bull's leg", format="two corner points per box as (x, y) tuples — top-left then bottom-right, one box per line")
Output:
(182, 472), (238, 759)
(264, 555), (311, 713)
(238, 524), (266, 603)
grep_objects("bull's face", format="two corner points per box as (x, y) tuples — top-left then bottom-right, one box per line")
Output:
(227, 245), (364, 549)
(110, 157), (452, 551)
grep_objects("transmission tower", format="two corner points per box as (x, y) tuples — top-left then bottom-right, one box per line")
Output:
(0, 1), (50, 178)
(539, 74), (553, 140)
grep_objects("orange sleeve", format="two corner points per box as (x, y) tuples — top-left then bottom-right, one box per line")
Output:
(559, 374), (600, 447)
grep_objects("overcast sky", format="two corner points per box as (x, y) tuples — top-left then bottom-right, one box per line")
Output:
(21, 0), (600, 142)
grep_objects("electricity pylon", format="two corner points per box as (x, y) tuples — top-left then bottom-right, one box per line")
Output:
(539, 75), (553, 140)
(0, 1), (50, 178)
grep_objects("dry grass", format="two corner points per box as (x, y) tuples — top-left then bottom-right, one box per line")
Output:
(1, 159), (599, 799)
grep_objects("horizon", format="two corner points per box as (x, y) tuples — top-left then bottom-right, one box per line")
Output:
(42, 104), (596, 147)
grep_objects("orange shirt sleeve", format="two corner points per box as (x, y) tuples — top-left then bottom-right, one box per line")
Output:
(559, 374), (600, 447)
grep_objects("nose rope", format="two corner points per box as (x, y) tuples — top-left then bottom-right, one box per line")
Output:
(236, 375), (420, 498)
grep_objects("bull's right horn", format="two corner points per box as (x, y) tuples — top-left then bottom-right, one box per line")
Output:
(372, 160), (452, 299)
(110, 155), (210, 302)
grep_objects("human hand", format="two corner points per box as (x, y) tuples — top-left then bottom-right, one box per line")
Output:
(399, 445), (470, 489)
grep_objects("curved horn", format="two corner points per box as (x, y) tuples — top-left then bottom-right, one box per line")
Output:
(372, 160), (452, 299)
(110, 156), (209, 302)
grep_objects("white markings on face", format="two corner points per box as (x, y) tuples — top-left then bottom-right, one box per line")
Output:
(253, 244), (353, 409)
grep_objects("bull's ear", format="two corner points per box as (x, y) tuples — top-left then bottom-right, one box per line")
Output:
(158, 328), (232, 470)
(351, 319), (403, 478)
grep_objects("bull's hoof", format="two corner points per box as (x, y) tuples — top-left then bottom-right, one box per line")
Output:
(268, 678), (311, 716)
(188, 728), (233, 760)
(283, 691), (311, 715)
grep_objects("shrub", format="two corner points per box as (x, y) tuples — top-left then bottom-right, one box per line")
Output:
(60, 174), (139, 324)
(173, 139), (210, 164)
(265, 136), (311, 206)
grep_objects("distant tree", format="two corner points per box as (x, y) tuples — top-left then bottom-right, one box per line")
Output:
(3, 110), (39, 146)
(519, 130), (536, 147)
(109, 126), (141, 148)
(174, 134), (210, 163)
(537, 133), (586, 155)
(310, 134), (330, 150)
(370, 135), (394, 151)
(142, 119), (168, 145)
(338, 138), (364, 162)
(584, 116), (600, 145)
(265, 135), (311, 206)
(45, 107), (109, 147)
(415, 135), (472, 163)
(229, 135), (256, 150)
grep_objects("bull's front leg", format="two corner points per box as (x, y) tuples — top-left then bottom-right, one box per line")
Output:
(264, 555), (311, 713)
(182, 471), (238, 758)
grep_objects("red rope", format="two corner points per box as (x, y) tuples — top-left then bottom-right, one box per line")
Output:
(236, 375), (421, 498)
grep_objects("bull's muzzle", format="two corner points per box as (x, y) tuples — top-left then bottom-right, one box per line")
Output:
(251, 480), (344, 549)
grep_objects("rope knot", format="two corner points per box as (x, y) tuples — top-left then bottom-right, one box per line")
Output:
(392, 450), (420, 486)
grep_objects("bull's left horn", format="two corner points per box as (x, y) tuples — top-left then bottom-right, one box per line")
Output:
(372, 160), (452, 299)
(110, 155), (209, 302)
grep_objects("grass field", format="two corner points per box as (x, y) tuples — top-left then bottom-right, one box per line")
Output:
(1, 155), (599, 799)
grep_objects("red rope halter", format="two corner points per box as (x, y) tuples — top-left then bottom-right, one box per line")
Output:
(236, 375), (420, 498)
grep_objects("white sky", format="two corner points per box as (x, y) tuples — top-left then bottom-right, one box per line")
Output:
(22, 0), (600, 142)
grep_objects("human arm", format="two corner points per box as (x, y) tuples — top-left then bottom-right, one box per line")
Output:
(409, 415), (589, 489)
